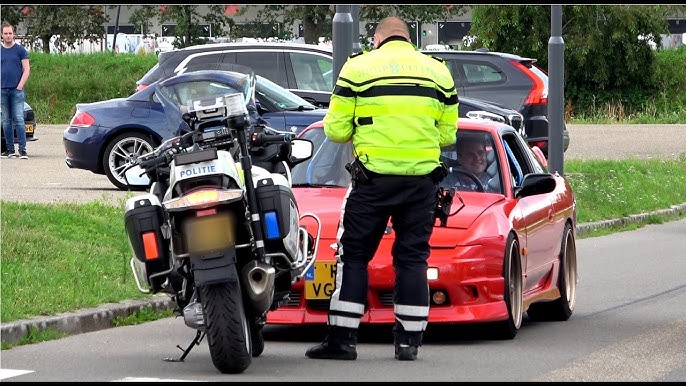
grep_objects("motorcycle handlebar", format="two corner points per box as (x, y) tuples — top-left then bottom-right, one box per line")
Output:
(250, 132), (294, 147)
(139, 151), (172, 171)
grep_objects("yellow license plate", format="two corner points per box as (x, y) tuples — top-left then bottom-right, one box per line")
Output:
(182, 212), (235, 254)
(305, 261), (337, 300)
(25, 123), (34, 134)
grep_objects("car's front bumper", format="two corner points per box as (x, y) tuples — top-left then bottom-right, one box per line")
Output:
(267, 255), (509, 326)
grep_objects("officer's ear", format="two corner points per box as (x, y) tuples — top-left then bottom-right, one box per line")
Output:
(373, 33), (381, 49)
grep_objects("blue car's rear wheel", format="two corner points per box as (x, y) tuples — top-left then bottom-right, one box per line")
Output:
(102, 132), (155, 191)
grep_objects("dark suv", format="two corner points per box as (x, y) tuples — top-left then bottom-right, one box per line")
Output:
(423, 48), (569, 155)
(136, 42), (553, 153)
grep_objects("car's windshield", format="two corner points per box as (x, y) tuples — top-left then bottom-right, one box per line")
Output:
(291, 128), (354, 187)
(291, 127), (504, 193)
(256, 75), (317, 111)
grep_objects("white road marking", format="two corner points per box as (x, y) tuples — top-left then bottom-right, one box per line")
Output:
(0, 369), (34, 380)
(111, 377), (199, 382)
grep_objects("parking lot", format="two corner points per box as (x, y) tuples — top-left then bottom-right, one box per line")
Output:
(1, 123), (685, 205)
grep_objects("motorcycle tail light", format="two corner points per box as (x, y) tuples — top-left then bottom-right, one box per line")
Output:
(141, 231), (159, 260)
(165, 189), (243, 211)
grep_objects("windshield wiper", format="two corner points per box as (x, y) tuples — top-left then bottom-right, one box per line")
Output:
(284, 105), (317, 111)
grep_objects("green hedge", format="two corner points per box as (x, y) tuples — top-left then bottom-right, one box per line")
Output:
(26, 52), (158, 124)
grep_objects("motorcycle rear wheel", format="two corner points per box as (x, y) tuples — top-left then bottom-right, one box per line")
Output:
(200, 275), (252, 374)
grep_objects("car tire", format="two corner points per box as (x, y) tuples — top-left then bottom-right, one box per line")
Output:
(492, 232), (523, 340)
(102, 132), (155, 191)
(527, 223), (577, 321)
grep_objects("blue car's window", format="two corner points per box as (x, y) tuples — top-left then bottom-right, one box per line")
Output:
(255, 75), (316, 111)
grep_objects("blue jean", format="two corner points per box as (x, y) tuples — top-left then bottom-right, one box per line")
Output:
(1, 88), (27, 152)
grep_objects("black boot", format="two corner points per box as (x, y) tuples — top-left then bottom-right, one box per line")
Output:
(394, 343), (418, 361)
(305, 326), (358, 360)
(393, 322), (422, 361)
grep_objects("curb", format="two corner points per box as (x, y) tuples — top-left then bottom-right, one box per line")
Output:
(3, 203), (686, 347)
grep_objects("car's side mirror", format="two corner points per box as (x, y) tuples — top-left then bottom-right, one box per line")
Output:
(515, 173), (556, 198)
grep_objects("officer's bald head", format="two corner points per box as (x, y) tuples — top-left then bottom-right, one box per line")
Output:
(373, 16), (410, 48)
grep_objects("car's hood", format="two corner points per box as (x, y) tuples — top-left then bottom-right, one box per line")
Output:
(293, 187), (505, 245)
(284, 109), (328, 133)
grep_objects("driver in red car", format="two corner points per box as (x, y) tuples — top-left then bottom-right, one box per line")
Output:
(444, 135), (501, 193)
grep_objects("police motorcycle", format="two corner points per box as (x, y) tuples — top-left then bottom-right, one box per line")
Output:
(122, 64), (320, 374)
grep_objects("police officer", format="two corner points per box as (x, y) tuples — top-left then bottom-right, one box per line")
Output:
(305, 16), (458, 361)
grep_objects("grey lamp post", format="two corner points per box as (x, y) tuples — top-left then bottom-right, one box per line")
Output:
(548, 5), (565, 175)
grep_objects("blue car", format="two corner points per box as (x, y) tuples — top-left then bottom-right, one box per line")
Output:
(63, 69), (326, 190)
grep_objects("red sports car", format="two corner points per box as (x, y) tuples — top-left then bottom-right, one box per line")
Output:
(268, 117), (578, 339)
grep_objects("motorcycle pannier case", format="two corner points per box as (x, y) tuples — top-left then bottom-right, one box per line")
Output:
(255, 176), (299, 261)
(124, 193), (170, 289)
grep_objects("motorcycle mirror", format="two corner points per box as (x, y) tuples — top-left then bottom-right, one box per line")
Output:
(123, 164), (151, 187)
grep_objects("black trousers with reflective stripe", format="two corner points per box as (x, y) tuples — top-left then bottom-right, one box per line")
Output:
(332, 172), (438, 329)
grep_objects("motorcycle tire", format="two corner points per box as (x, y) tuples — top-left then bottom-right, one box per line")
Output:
(199, 273), (252, 374)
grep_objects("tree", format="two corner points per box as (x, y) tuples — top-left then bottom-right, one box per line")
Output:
(128, 5), (238, 48)
(360, 5), (466, 27)
(469, 5), (673, 112)
(249, 5), (333, 43)
(4, 5), (109, 53)
(241, 5), (467, 45)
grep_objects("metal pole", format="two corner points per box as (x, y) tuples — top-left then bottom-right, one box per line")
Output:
(332, 5), (353, 82)
(351, 4), (362, 53)
(112, 5), (121, 52)
(548, 5), (564, 175)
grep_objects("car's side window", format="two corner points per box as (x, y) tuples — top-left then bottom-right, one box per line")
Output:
(502, 132), (533, 188)
(461, 62), (504, 85)
(443, 59), (465, 88)
(174, 52), (226, 77)
(233, 51), (288, 88)
(289, 52), (332, 92)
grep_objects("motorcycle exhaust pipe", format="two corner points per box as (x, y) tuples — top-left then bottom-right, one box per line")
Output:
(241, 260), (276, 315)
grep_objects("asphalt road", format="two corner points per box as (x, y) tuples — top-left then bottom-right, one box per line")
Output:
(3, 218), (686, 381)
(1, 123), (685, 205)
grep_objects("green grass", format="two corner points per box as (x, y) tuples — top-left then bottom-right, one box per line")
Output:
(2, 157), (686, 324)
(111, 307), (175, 327)
(0, 326), (68, 349)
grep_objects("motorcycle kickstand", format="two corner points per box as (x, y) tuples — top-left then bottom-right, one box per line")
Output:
(163, 330), (206, 362)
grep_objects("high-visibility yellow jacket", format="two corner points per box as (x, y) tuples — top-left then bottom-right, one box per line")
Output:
(323, 38), (458, 176)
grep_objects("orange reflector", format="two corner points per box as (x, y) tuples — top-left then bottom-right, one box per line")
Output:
(432, 291), (447, 305)
(141, 231), (159, 260)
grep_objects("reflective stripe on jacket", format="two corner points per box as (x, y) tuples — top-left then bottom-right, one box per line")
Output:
(323, 39), (458, 176)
